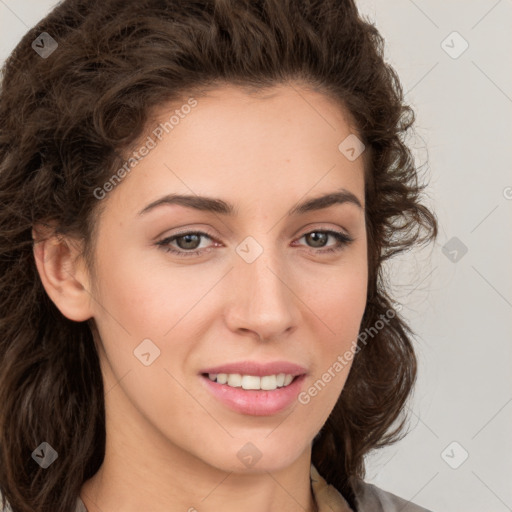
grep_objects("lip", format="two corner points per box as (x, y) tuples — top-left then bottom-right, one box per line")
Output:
(200, 373), (307, 416)
(199, 360), (308, 377)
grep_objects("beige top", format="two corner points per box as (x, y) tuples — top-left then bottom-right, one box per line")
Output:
(309, 464), (432, 512)
(72, 464), (432, 512)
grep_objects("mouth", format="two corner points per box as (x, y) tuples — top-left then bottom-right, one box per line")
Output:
(199, 372), (308, 416)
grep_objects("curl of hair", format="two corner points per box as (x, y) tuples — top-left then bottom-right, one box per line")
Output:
(0, 0), (438, 510)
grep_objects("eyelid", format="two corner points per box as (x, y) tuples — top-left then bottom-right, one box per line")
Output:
(153, 226), (219, 245)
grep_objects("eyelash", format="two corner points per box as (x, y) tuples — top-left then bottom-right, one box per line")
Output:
(156, 228), (354, 258)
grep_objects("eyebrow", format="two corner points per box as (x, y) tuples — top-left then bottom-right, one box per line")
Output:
(138, 188), (363, 217)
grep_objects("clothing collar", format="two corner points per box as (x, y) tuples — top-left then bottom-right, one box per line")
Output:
(310, 463), (354, 512)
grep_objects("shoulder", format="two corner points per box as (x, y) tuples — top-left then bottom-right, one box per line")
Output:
(352, 479), (434, 512)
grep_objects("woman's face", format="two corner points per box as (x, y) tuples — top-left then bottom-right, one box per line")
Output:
(84, 84), (367, 473)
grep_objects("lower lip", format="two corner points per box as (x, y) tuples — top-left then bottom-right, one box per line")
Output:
(200, 374), (307, 416)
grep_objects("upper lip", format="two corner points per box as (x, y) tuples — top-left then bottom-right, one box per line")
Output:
(200, 361), (308, 377)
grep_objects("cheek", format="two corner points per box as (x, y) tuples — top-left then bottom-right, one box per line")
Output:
(305, 258), (367, 371)
(306, 258), (367, 329)
(92, 247), (203, 337)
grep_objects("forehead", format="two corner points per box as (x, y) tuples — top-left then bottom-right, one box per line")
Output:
(104, 84), (366, 218)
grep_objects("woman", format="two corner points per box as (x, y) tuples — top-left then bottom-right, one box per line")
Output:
(0, 0), (438, 511)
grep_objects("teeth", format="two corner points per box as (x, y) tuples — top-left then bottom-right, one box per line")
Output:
(228, 374), (242, 387)
(207, 372), (296, 390)
(260, 375), (277, 390)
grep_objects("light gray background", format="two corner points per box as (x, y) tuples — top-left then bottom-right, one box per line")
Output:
(1, 1), (511, 511)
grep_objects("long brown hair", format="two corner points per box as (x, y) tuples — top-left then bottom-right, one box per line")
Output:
(0, 1), (438, 510)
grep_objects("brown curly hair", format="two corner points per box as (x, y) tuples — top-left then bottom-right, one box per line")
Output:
(0, 0), (438, 511)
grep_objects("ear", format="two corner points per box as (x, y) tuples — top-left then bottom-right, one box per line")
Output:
(32, 223), (94, 322)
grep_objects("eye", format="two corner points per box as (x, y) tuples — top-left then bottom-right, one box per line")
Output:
(293, 230), (354, 253)
(156, 230), (218, 257)
(156, 228), (354, 258)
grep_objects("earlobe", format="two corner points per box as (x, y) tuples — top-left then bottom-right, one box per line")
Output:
(32, 224), (94, 322)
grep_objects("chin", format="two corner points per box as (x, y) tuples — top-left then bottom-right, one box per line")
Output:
(205, 439), (307, 474)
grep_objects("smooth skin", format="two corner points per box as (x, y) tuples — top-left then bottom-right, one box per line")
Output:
(33, 83), (368, 512)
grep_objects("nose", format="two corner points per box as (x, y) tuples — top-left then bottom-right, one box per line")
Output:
(224, 243), (300, 342)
